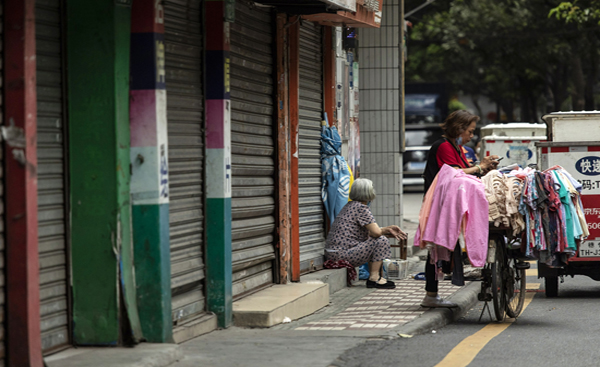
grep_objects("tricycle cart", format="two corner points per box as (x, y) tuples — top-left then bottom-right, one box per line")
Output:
(478, 225), (528, 322)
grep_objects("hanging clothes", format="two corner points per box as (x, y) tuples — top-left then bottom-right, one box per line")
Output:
(420, 164), (489, 267)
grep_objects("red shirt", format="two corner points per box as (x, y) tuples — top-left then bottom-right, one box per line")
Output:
(436, 141), (470, 169)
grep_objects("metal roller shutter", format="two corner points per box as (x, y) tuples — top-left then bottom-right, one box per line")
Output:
(230, 1), (276, 299)
(0, 3), (5, 363)
(298, 21), (325, 273)
(36, 0), (70, 353)
(164, 0), (207, 324)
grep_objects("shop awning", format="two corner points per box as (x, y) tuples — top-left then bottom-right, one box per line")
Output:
(302, 0), (382, 28)
(249, 0), (382, 28)
(251, 0), (355, 14)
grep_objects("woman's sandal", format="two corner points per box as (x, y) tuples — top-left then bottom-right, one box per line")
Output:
(366, 277), (396, 289)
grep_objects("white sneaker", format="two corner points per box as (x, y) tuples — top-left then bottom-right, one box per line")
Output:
(420, 295), (458, 308)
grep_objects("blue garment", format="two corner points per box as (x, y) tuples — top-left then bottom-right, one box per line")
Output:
(553, 171), (576, 251)
(321, 126), (350, 224)
(463, 146), (476, 163)
(358, 263), (370, 280)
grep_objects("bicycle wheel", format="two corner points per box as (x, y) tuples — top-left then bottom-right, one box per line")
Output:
(491, 237), (506, 321)
(506, 257), (526, 318)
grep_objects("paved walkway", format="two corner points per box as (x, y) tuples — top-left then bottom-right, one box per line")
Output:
(294, 279), (458, 331)
(46, 218), (481, 367)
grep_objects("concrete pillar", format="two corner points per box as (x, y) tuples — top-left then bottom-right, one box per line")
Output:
(4, 0), (43, 365)
(359, 0), (405, 256)
(205, 0), (233, 328)
(129, 0), (172, 342)
(67, 0), (142, 344)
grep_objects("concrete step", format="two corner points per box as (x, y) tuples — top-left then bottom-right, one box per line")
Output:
(173, 312), (218, 344)
(233, 283), (329, 328)
(300, 268), (347, 295)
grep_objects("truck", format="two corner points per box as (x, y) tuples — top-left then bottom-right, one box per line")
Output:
(480, 123), (547, 168)
(537, 111), (600, 296)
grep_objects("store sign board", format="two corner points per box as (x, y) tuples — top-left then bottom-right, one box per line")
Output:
(546, 147), (600, 243)
(322, 0), (356, 12)
(546, 148), (600, 195)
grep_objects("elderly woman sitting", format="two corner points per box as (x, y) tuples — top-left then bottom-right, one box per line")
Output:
(324, 178), (407, 289)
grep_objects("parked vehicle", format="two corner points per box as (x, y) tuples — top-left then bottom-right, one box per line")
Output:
(403, 125), (444, 186)
(480, 123), (546, 169)
(403, 91), (446, 187)
(537, 112), (600, 296)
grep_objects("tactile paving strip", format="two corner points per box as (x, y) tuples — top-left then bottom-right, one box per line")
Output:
(295, 279), (460, 330)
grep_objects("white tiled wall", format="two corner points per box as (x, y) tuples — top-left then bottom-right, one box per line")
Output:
(359, 0), (403, 256)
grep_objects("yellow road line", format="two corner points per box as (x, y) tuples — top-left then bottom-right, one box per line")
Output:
(526, 282), (541, 290)
(525, 268), (538, 277)
(435, 285), (538, 367)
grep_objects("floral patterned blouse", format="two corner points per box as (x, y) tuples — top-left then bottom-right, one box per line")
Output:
(325, 201), (376, 251)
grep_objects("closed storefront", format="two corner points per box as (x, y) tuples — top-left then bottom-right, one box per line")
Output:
(298, 21), (326, 274)
(164, 0), (207, 325)
(230, 1), (277, 299)
(36, 0), (70, 353)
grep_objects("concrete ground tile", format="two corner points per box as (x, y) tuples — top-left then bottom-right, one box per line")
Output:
(350, 324), (364, 328)
(332, 327), (346, 330)
(374, 324), (389, 328)
(362, 324), (376, 328)
(386, 324), (399, 328)
(295, 327), (309, 330)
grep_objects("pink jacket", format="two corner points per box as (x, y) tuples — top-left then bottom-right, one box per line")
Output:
(421, 164), (489, 267)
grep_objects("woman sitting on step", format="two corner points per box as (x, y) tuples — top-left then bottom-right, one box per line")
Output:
(324, 178), (407, 289)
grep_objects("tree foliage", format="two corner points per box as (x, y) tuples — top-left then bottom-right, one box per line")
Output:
(550, 1), (600, 24)
(405, 0), (600, 122)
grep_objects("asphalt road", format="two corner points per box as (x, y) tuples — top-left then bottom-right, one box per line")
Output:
(333, 263), (600, 367)
(403, 191), (424, 223)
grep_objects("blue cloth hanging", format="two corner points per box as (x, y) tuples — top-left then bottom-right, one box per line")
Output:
(320, 125), (350, 224)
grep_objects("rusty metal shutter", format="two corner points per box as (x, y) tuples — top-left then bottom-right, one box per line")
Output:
(165, 0), (207, 324)
(36, 0), (70, 353)
(0, 2), (5, 363)
(298, 21), (325, 273)
(230, 1), (276, 299)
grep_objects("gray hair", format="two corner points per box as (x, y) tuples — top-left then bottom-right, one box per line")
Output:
(349, 178), (376, 202)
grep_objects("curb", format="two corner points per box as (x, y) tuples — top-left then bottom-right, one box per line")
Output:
(45, 343), (183, 367)
(386, 281), (480, 338)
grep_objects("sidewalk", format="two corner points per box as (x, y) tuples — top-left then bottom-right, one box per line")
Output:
(169, 262), (480, 367)
(46, 221), (481, 367)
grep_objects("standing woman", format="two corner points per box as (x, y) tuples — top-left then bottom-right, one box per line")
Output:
(420, 110), (499, 307)
(325, 178), (407, 289)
